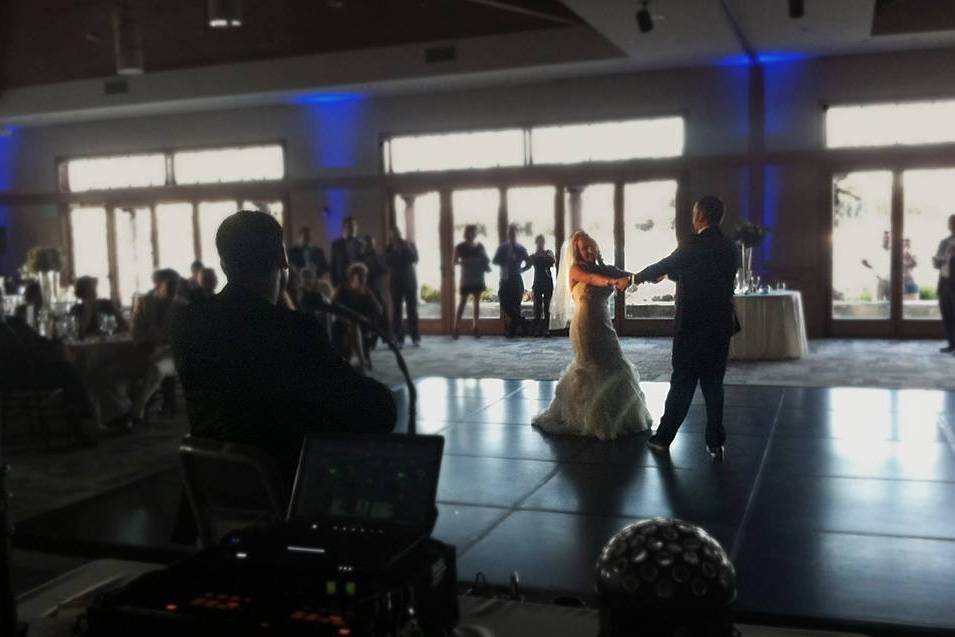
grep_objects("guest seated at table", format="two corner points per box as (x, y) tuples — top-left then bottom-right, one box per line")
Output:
(171, 210), (396, 491)
(186, 268), (218, 304)
(1, 291), (96, 446)
(13, 281), (43, 325)
(69, 276), (126, 339)
(92, 269), (185, 430)
(333, 262), (383, 371)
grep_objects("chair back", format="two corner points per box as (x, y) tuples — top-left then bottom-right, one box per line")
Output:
(179, 435), (287, 547)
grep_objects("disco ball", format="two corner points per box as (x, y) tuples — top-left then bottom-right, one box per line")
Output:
(595, 518), (737, 637)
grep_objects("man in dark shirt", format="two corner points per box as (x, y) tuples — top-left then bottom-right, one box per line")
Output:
(493, 224), (531, 338)
(385, 226), (420, 347)
(171, 210), (396, 492)
(633, 196), (740, 461)
(287, 226), (329, 279)
(330, 217), (364, 287)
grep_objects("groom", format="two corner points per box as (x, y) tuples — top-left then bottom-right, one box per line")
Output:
(632, 196), (740, 460)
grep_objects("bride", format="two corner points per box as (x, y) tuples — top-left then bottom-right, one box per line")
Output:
(533, 231), (653, 440)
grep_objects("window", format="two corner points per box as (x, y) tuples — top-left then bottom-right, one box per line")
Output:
(63, 144), (285, 303)
(826, 100), (955, 148)
(532, 117), (684, 164)
(383, 117), (684, 174)
(155, 203), (196, 278)
(387, 129), (524, 173)
(69, 207), (111, 285)
(623, 180), (678, 319)
(114, 207), (154, 304)
(66, 154), (166, 192)
(174, 145), (284, 184)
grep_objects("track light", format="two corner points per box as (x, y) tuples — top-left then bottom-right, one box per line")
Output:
(208, 0), (243, 28)
(636, 1), (653, 33)
(789, 0), (804, 19)
(113, 1), (143, 75)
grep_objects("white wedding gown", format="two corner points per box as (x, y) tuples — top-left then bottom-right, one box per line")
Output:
(533, 281), (653, 440)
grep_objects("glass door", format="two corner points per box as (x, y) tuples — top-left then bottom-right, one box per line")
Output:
(831, 171), (893, 325)
(902, 169), (954, 321)
(506, 186), (556, 319)
(451, 188), (502, 324)
(394, 193), (443, 324)
(69, 206), (111, 293)
(155, 202), (197, 279)
(622, 180), (678, 321)
(198, 200), (239, 287)
(113, 206), (155, 306)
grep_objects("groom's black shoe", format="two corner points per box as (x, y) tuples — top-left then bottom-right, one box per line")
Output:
(646, 434), (669, 454)
(941, 346), (955, 353)
(707, 445), (724, 462)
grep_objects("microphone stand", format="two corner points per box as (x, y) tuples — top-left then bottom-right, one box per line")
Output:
(315, 298), (417, 436)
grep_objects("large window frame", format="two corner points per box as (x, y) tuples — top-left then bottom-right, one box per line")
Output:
(58, 141), (289, 302)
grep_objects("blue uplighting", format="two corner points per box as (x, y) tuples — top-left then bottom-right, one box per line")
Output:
(325, 188), (350, 238)
(716, 51), (811, 67)
(290, 92), (365, 105)
(0, 126), (19, 275)
(760, 165), (781, 270)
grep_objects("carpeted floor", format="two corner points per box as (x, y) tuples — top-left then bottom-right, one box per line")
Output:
(370, 336), (955, 391)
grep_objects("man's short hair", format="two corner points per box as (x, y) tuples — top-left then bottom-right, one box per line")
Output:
(216, 210), (285, 280)
(155, 268), (180, 286)
(695, 196), (726, 226)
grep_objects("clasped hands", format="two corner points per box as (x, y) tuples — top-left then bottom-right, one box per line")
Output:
(614, 274), (665, 291)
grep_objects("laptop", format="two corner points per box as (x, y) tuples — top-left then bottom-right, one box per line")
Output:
(284, 433), (444, 564)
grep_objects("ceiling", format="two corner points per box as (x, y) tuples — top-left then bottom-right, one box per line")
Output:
(560, 0), (955, 70)
(0, 0), (584, 89)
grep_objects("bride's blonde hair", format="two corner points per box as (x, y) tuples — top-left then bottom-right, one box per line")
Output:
(570, 230), (604, 266)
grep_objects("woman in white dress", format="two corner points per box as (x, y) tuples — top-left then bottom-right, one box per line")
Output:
(533, 231), (653, 440)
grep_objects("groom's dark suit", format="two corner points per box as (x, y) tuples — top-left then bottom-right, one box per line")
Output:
(634, 226), (740, 448)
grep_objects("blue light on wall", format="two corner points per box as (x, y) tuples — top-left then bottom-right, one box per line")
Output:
(0, 126), (19, 275)
(324, 188), (350, 238)
(715, 51), (811, 67)
(296, 92), (367, 171)
(761, 165), (782, 271)
(290, 92), (365, 106)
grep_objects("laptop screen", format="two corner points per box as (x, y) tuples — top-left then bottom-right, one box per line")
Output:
(288, 433), (443, 531)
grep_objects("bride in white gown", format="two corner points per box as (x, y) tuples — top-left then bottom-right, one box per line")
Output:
(533, 231), (653, 440)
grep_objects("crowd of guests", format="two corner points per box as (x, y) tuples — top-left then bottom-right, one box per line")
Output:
(282, 217), (421, 371)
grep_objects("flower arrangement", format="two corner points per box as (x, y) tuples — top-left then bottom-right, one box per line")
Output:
(733, 221), (767, 248)
(24, 246), (64, 273)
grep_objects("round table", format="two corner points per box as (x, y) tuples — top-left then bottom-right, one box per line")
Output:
(62, 336), (139, 377)
(730, 291), (809, 361)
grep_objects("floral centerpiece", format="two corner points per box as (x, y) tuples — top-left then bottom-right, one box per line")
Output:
(23, 246), (65, 308)
(732, 222), (767, 293)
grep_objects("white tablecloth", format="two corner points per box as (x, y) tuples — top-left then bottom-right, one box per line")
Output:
(730, 291), (809, 361)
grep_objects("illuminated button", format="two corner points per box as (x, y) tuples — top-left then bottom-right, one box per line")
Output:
(326, 581), (337, 595)
(339, 628), (352, 636)
(164, 603), (178, 612)
(345, 582), (357, 597)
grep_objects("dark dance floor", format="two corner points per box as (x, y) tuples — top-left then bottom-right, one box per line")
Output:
(13, 377), (955, 633)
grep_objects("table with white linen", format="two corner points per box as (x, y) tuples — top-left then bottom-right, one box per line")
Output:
(730, 291), (809, 361)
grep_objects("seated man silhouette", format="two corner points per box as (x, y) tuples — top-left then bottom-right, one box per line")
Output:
(171, 210), (396, 493)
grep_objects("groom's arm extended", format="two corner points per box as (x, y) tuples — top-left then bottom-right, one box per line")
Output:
(633, 249), (684, 284)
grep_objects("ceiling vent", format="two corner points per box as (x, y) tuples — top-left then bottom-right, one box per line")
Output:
(872, 0), (955, 35)
(425, 46), (457, 63)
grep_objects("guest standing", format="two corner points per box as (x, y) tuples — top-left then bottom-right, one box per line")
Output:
(288, 226), (329, 279)
(902, 238), (919, 301)
(171, 210), (396, 492)
(453, 225), (491, 339)
(529, 235), (556, 337)
(933, 214), (955, 353)
(330, 217), (365, 287)
(13, 281), (43, 326)
(493, 224), (530, 338)
(186, 268), (218, 304)
(385, 226), (420, 347)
